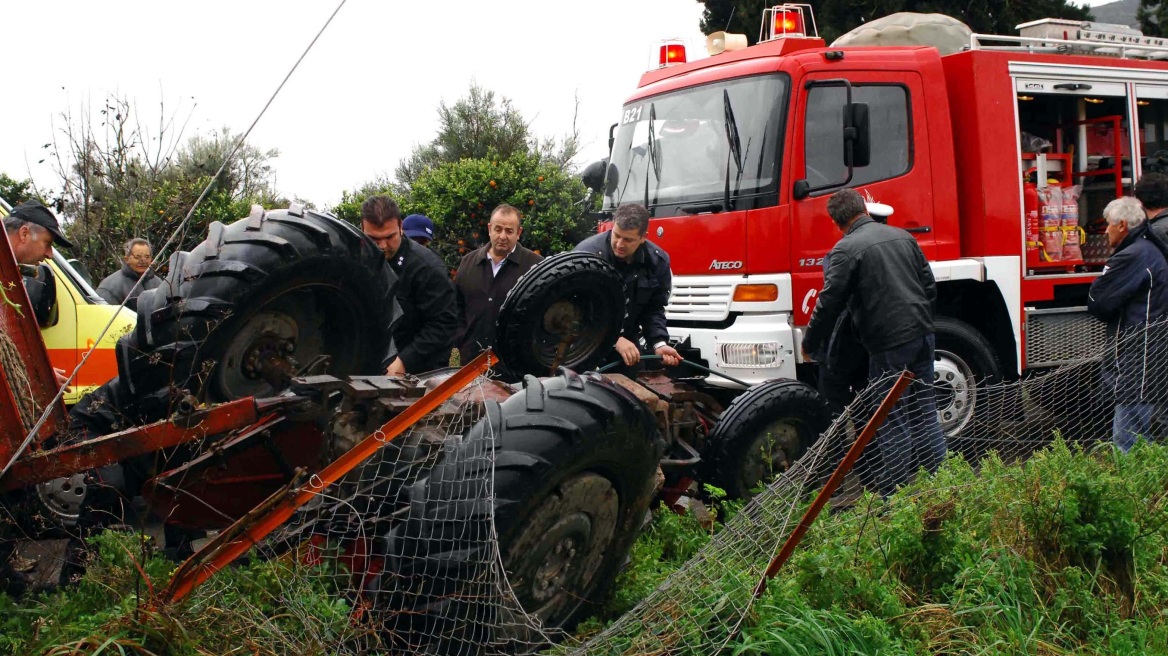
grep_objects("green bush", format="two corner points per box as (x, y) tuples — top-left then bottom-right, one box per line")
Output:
(577, 440), (1168, 655)
(333, 151), (595, 270)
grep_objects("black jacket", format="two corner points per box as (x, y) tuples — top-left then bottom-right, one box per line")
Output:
(96, 263), (161, 311)
(386, 237), (460, 373)
(1087, 222), (1168, 404)
(803, 216), (936, 356)
(1149, 209), (1168, 247)
(575, 230), (672, 348)
(454, 243), (542, 358)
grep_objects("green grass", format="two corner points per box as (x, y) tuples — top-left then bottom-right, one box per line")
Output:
(576, 440), (1168, 655)
(6, 440), (1168, 655)
(0, 531), (353, 655)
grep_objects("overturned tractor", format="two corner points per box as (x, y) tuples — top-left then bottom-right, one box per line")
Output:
(0, 205), (825, 652)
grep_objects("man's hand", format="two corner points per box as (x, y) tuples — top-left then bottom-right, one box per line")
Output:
(53, 367), (72, 392)
(385, 358), (407, 377)
(655, 343), (683, 367)
(614, 336), (641, 367)
(801, 348), (815, 363)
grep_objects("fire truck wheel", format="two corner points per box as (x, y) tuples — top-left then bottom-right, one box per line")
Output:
(933, 317), (1002, 440)
(494, 252), (625, 379)
(710, 379), (832, 499)
(380, 369), (663, 651)
(116, 207), (398, 413)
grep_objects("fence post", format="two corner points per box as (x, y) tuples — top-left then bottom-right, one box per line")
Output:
(751, 370), (914, 599)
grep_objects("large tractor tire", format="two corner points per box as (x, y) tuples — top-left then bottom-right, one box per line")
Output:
(117, 205), (398, 418)
(494, 252), (625, 379)
(710, 379), (832, 499)
(377, 368), (664, 653)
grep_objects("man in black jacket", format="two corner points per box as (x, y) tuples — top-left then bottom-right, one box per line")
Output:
(1087, 196), (1168, 451)
(575, 204), (682, 372)
(454, 204), (542, 377)
(96, 238), (161, 310)
(361, 196), (459, 375)
(1135, 172), (1168, 246)
(802, 188), (944, 495)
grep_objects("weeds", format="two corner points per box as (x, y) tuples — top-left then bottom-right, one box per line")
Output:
(0, 530), (352, 655)
(580, 440), (1168, 655)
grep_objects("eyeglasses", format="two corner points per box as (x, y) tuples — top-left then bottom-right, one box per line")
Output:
(128, 254), (152, 261)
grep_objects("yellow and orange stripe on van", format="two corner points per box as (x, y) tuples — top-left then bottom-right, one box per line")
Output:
(42, 259), (135, 405)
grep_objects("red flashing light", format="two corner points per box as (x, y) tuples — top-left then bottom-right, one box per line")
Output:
(659, 43), (687, 67)
(773, 9), (805, 36)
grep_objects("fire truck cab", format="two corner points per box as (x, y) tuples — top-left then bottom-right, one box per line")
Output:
(592, 6), (1167, 435)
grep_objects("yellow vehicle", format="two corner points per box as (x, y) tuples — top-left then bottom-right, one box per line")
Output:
(1, 198), (135, 404)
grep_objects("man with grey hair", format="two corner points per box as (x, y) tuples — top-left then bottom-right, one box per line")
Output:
(576, 203), (681, 370)
(96, 237), (161, 311)
(802, 187), (942, 496)
(1088, 196), (1168, 451)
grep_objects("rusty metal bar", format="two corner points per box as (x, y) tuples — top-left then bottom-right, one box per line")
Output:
(0, 234), (66, 464)
(752, 371), (914, 599)
(1, 397), (262, 490)
(162, 350), (496, 604)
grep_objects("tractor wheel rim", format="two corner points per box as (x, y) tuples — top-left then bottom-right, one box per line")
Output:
(36, 473), (89, 526)
(739, 421), (803, 494)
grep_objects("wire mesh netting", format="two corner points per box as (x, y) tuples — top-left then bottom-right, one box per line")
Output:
(559, 317), (1168, 655)
(3, 312), (1167, 655)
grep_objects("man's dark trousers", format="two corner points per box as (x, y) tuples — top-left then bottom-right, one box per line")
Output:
(863, 334), (946, 496)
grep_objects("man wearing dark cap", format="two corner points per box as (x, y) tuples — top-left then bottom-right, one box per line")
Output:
(4, 201), (74, 327)
(402, 214), (435, 247)
(4, 201), (74, 386)
(4, 200), (74, 265)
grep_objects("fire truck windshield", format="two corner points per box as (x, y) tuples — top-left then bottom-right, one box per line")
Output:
(605, 74), (787, 216)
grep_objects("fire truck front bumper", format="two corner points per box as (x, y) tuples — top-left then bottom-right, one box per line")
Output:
(667, 313), (799, 389)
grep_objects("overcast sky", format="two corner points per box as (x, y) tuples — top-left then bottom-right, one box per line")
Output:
(0, 0), (709, 209)
(0, 0), (1112, 210)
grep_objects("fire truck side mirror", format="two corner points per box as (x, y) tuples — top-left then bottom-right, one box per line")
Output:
(793, 179), (811, 200)
(581, 159), (608, 194)
(844, 102), (871, 168)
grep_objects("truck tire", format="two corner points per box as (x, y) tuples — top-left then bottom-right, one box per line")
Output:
(933, 317), (1003, 441)
(117, 206), (398, 416)
(379, 369), (663, 652)
(495, 252), (624, 379)
(710, 379), (832, 499)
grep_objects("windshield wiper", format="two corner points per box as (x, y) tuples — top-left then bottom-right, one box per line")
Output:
(722, 89), (743, 211)
(644, 103), (660, 208)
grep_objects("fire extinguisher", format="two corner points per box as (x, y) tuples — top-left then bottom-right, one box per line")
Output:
(1024, 177), (1042, 267)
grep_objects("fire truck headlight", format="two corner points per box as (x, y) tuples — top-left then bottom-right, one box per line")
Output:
(720, 342), (781, 368)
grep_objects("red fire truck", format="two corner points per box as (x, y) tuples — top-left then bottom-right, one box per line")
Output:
(586, 5), (1165, 436)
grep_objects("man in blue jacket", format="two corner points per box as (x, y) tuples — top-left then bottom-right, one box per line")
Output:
(1087, 196), (1168, 451)
(575, 204), (682, 372)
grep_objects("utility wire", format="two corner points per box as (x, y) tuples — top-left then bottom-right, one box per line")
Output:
(1, 0), (351, 481)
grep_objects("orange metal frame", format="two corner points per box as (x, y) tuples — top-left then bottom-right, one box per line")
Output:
(0, 234), (67, 464)
(1, 397), (263, 490)
(163, 350), (497, 603)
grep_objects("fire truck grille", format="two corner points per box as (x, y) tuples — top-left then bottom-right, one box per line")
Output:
(1025, 308), (1108, 368)
(665, 278), (735, 321)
